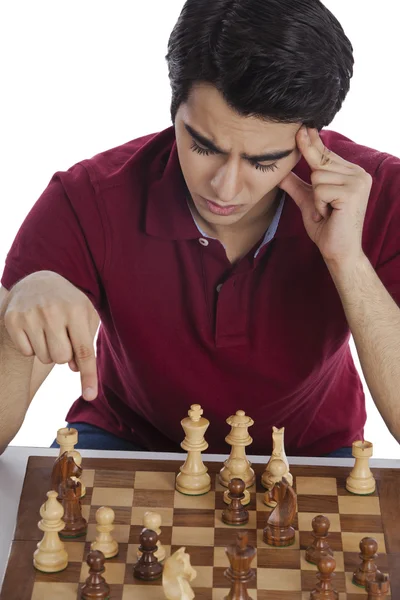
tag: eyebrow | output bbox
[184,122,295,163]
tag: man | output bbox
[0,0,399,456]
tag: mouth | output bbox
[203,197,240,216]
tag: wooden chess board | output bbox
[1,456,399,599]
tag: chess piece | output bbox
[366,572,390,598]
[51,452,83,501]
[137,511,166,562]
[59,477,87,538]
[219,410,255,488]
[346,440,376,495]
[310,553,339,599]
[261,426,293,489]
[133,528,163,580]
[224,531,256,600]
[33,490,68,572]
[162,547,197,600]
[222,478,249,526]
[263,477,296,547]
[81,550,110,600]
[352,537,381,588]
[262,459,287,508]
[176,404,211,495]
[56,427,86,497]
[223,458,251,506]
[306,515,334,565]
[90,506,119,558]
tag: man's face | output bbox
[174,83,303,231]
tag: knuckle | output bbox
[74,344,94,361]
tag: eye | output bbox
[190,140,279,173]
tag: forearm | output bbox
[0,318,34,455]
[326,253,400,442]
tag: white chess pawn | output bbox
[176,405,211,495]
[223,458,251,506]
[56,427,86,497]
[263,459,288,507]
[162,547,197,600]
[137,511,166,562]
[33,490,68,572]
[90,506,119,558]
[219,410,255,488]
[261,426,293,489]
[346,440,376,495]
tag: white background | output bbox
[0,1,399,457]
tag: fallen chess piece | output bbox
[137,511,166,562]
[33,490,68,573]
[134,528,163,581]
[366,572,390,598]
[263,477,297,547]
[353,537,381,588]
[162,547,197,600]
[310,553,338,599]
[91,506,119,559]
[346,440,376,495]
[81,550,110,600]
[222,478,249,526]
[306,515,334,565]
[224,531,256,600]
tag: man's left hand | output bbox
[278,126,373,267]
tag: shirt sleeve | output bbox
[0,162,106,311]
[374,154,400,307]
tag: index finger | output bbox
[299,127,354,172]
[67,323,98,401]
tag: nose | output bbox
[211,158,243,204]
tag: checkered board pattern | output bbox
[1,457,399,600]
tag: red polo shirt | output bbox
[2,126,399,455]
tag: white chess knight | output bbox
[33,490,68,572]
[137,511,166,562]
[90,506,119,558]
[162,547,197,600]
[176,404,211,495]
[261,426,293,490]
[56,427,86,497]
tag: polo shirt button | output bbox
[216,284,223,292]
[199,238,209,246]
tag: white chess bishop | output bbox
[90,506,119,558]
[33,490,68,572]
[162,547,197,600]
[262,426,293,490]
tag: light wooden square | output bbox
[341,532,386,553]
[257,567,302,591]
[171,526,214,546]
[91,487,133,507]
[257,528,300,550]
[215,510,257,529]
[134,471,176,490]
[131,506,174,526]
[63,541,85,563]
[296,477,337,496]
[338,495,381,515]
[174,490,216,510]
[81,469,95,488]
[192,565,213,588]
[81,505,90,521]
[256,492,298,512]
[86,523,130,544]
[214,546,258,568]
[122,586,164,600]
[302,594,347,600]
[80,561,126,583]
[212,590,230,600]
[300,550,344,571]
[127,543,171,563]
[297,512,341,532]
[32,582,78,600]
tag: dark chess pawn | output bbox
[306,515,334,565]
[80,550,110,600]
[353,537,381,588]
[59,477,87,538]
[310,553,338,600]
[366,572,390,598]
[263,477,296,547]
[133,528,163,581]
[224,531,256,600]
[222,478,249,526]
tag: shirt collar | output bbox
[146,126,305,241]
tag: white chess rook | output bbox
[33,490,68,573]
[346,440,376,495]
[176,405,211,495]
[219,410,255,488]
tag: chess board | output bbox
[1,456,399,599]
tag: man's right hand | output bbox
[0,271,100,401]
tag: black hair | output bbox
[165,0,354,131]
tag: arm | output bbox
[326,253,400,443]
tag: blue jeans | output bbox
[50,422,353,457]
